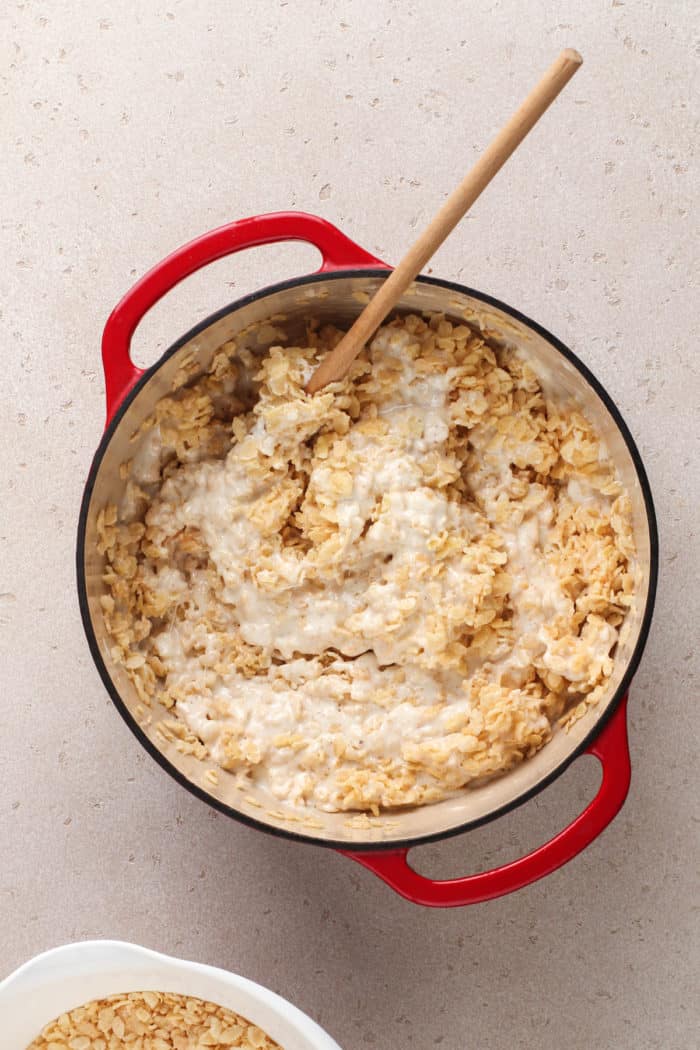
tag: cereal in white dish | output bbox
[27,990,280,1049]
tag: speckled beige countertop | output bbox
[2,2,698,1048]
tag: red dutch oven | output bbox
[78,212,658,906]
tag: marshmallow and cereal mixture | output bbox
[27,990,280,1050]
[97,313,635,813]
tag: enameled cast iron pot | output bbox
[77,212,658,907]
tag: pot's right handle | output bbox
[342,696,631,907]
[101,211,388,424]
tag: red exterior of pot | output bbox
[98,211,637,907]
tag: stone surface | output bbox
[1,2,697,1048]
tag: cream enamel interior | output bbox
[80,273,654,847]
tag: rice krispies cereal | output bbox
[27,990,280,1049]
[98,313,635,813]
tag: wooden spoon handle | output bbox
[306,48,582,394]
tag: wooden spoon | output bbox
[306,48,582,395]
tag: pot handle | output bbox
[100,211,387,423]
[341,696,630,907]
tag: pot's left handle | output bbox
[101,211,387,424]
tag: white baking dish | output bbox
[0,940,342,1050]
